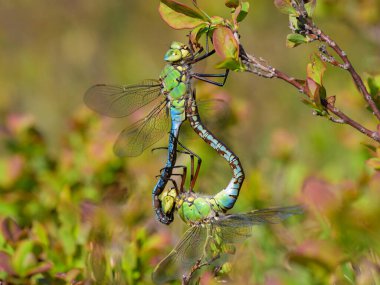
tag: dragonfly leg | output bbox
[191,49,216,64]
[151,146,169,153]
[192,69,229,87]
[176,140,202,192]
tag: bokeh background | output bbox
[1,0,380,284]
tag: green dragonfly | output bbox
[152,149,302,284]
[84,42,229,224]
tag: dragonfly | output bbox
[84,41,229,224]
[152,149,302,284]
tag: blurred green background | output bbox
[1,0,380,284]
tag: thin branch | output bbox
[239,40,380,143]
[304,20,380,121]
[182,255,220,285]
[273,67,380,142]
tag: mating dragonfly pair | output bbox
[84,41,302,283]
[84,41,244,225]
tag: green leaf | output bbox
[236,1,250,22]
[368,75,380,97]
[215,58,244,71]
[307,54,326,85]
[367,75,380,111]
[304,0,317,16]
[210,16,225,26]
[286,33,309,48]
[12,240,37,277]
[231,1,250,24]
[274,0,296,14]
[32,222,49,248]
[189,23,210,45]
[367,157,380,170]
[159,0,206,29]
[289,14,299,30]
[225,0,240,8]
[213,26,239,61]
[306,54,326,111]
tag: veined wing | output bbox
[114,100,169,157]
[213,205,303,244]
[152,226,207,285]
[84,79,162,118]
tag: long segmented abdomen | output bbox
[187,97,245,211]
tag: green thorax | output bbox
[160,64,190,100]
[176,192,217,225]
[160,42,192,101]
[159,187,223,226]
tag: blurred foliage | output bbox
[1,0,380,284]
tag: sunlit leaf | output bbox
[304,0,317,16]
[159,0,206,29]
[367,75,380,111]
[286,33,309,48]
[213,26,239,60]
[189,23,210,45]
[215,58,244,71]
[307,54,326,85]
[236,1,250,22]
[368,75,380,97]
[12,240,38,277]
[32,222,49,247]
[367,158,380,170]
[210,16,225,26]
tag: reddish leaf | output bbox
[306,78,319,98]
[213,26,239,60]
[159,0,206,29]
[289,240,345,271]
[26,261,52,276]
[225,0,240,8]
[1,218,24,243]
[274,0,296,14]
[56,268,82,282]
[299,177,340,214]
[0,251,15,275]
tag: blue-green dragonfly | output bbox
[153,150,302,284]
[84,42,229,224]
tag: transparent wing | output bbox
[152,226,207,285]
[84,79,162,118]
[113,101,169,157]
[214,205,303,244]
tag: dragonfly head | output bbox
[164,42,191,62]
[160,187,178,215]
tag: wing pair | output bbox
[152,205,302,284]
[84,80,169,157]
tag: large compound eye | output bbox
[164,48,182,62]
